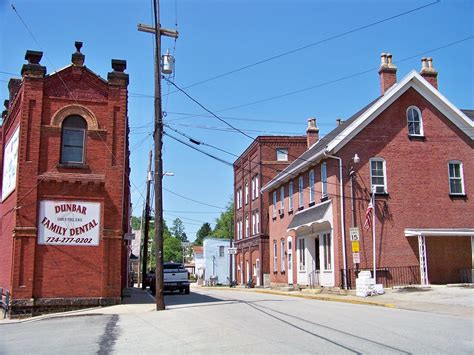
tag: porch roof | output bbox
[405,228,474,237]
[287,201,331,232]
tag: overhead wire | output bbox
[160,0,441,95]
[8,2,149,209]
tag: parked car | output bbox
[150,262,190,295]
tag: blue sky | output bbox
[1,0,473,241]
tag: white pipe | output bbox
[324,152,347,289]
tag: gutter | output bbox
[323,151,348,290]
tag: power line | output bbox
[129,35,474,116]
[164,131,234,166]
[163,187,226,210]
[161,0,441,94]
[8,2,149,210]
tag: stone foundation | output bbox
[9,297,121,318]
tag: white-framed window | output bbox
[251,178,255,200]
[256,212,260,234]
[448,160,465,195]
[370,158,387,194]
[280,239,286,272]
[236,188,241,209]
[273,241,278,272]
[298,238,305,271]
[323,233,332,270]
[276,148,288,161]
[237,220,241,240]
[61,115,87,164]
[309,170,315,203]
[245,215,249,238]
[219,246,225,257]
[245,182,249,204]
[272,191,277,218]
[298,176,304,208]
[407,106,423,136]
[280,186,285,213]
[321,163,327,198]
[255,176,259,199]
[288,180,293,211]
[252,213,256,235]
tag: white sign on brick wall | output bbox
[2,125,20,201]
[38,200,101,246]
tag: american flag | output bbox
[364,201,374,230]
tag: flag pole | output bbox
[372,186,376,283]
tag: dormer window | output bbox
[61,115,87,164]
[407,106,423,136]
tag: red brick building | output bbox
[233,136,307,286]
[262,54,473,289]
[0,43,131,316]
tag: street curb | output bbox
[0,306,104,325]
[199,286,397,309]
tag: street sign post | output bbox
[353,252,360,264]
[228,247,237,255]
[349,227,360,241]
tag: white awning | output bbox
[405,228,474,237]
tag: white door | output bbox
[287,237,293,284]
[296,237,307,285]
[239,262,243,285]
[255,259,261,286]
[246,261,250,283]
[319,232,335,286]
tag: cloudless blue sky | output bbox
[1,0,473,241]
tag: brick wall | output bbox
[0,48,130,315]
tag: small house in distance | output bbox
[203,238,231,285]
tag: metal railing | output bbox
[342,266,420,289]
[460,269,473,283]
[308,270,320,288]
[0,287,10,319]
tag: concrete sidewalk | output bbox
[0,287,156,324]
[210,283,474,319]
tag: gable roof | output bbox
[262,70,474,192]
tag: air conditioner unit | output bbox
[374,185,385,194]
[278,209,284,215]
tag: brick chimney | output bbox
[306,117,319,148]
[379,52,397,95]
[420,57,438,89]
[71,41,85,67]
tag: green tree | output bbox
[211,200,234,239]
[171,218,188,242]
[131,216,141,230]
[163,235,183,262]
[195,222,212,246]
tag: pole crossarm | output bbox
[137,23,179,38]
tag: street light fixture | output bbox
[163,172,174,177]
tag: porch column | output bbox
[418,234,429,285]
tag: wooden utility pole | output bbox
[141,150,153,290]
[139,0,178,311]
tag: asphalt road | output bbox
[1,287,473,354]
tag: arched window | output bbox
[61,115,87,164]
[407,106,423,136]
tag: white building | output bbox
[203,238,231,285]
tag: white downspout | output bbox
[324,152,348,289]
